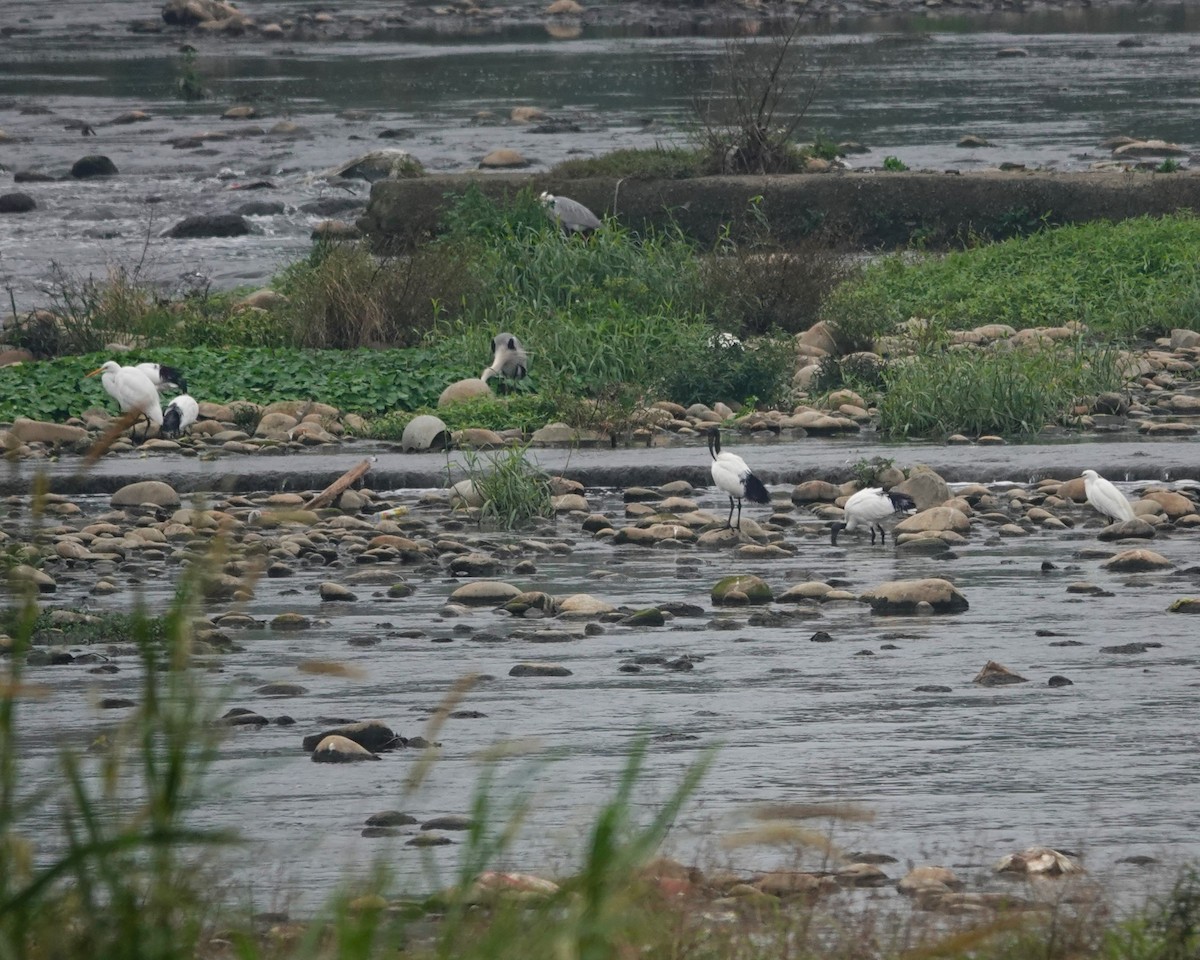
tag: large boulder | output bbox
[111,480,181,508]
[9,419,87,445]
[164,214,252,239]
[438,378,491,407]
[320,149,424,182]
[162,0,243,25]
[711,574,773,605]
[302,720,400,753]
[0,193,36,214]
[449,581,522,605]
[71,155,118,179]
[860,578,968,614]
[1101,548,1173,572]
[894,506,971,535]
[892,469,950,511]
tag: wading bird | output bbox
[830,487,917,546]
[481,333,528,384]
[1082,469,1136,524]
[161,393,199,439]
[708,427,770,530]
[86,360,162,441]
[135,361,188,395]
[540,191,601,235]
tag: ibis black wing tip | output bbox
[888,491,917,512]
[744,473,771,504]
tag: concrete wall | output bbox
[359,170,1200,250]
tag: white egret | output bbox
[540,191,601,234]
[1081,469,1135,524]
[707,427,770,530]
[830,487,917,545]
[481,333,528,384]
[134,361,188,395]
[86,360,163,441]
[161,394,199,439]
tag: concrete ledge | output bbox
[361,170,1200,249]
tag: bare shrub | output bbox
[693,18,829,175]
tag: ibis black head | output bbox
[707,426,721,459]
[830,521,846,546]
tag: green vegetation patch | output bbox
[550,147,707,180]
[877,338,1123,439]
[823,213,1200,347]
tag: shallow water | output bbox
[9,469,1200,911]
[1,3,1198,311]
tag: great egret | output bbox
[86,360,163,441]
[481,333,528,383]
[134,361,188,395]
[161,394,199,439]
[830,487,917,545]
[540,191,601,234]
[1081,469,1136,524]
[707,427,770,530]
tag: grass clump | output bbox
[823,213,1200,347]
[461,443,554,528]
[360,393,560,440]
[657,334,795,410]
[878,337,1123,438]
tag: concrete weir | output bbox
[359,170,1200,249]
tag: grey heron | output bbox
[481,333,529,384]
[708,427,770,530]
[540,191,601,234]
[830,488,917,545]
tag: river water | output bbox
[1,3,1198,313]
[7,438,1200,911]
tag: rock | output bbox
[509,106,546,123]
[797,320,839,355]
[110,480,180,508]
[71,155,118,178]
[504,591,558,616]
[1101,549,1172,572]
[893,470,951,510]
[790,480,842,503]
[302,720,400,753]
[222,105,257,120]
[479,149,530,169]
[9,419,88,445]
[508,662,572,677]
[401,413,449,451]
[1170,328,1200,350]
[8,565,56,594]
[310,734,381,763]
[711,574,773,605]
[894,506,970,535]
[957,134,991,147]
[995,847,1082,876]
[1168,598,1200,614]
[973,660,1027,686]
[620,608,665,627]
[438,378,491,407]
[256,682,308,696]
[1112,139,1186,158]
[319,581,358,601]
[235,200,285,217]
[271,613,311,630]
[165,214,251,238]
[1048,675,1073,687]
[1097,517,1157,541]
[366,810,418,826]
[897,865,963,895]
[861,578,967,614]
[421,814,475,831]
[1141,490,1195,519]
[0,193,36,214]
[161,0,243,25]
[450,581,522,605]
[557,594,615,617]
[448,479,484,508]
[320,149,423,182]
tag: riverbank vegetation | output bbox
[2,195,1199,439]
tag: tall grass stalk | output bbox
[459,443,554,528]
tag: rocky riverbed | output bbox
[4,427,1200,910]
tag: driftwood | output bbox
[303,459,372,510]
